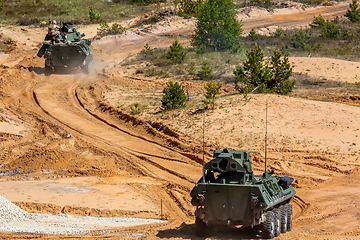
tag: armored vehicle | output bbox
[37,22,93,74]
[190,148,296,238]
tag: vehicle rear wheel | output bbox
[261,211,275,239]
[44,63,52,76]
[83,54,93,74]
[279,205,288,233]
[195,217,207,237]
[286,204,293,231]
[273,208,281,237]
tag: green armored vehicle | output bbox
[37,22,93,74]
[190,148,296,238]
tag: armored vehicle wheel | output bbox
[195,217,207,237]
[286,204,293,231]
[273,209,281,237]
[261,211,275,239]
[279,205,288,233]
[83,54,93,74]
[44,64,52,76]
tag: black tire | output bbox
[273,208,281,237]
[44,63,52,76]
[83,54,93,74]
[261,211,275,239]
[279,205,288,233]
[286,203,293,232]
[195,217,207,237]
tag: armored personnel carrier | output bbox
[190,148,296,238]
[37,22,93,74]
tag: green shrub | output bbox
[145,68,159,77]
[271,28,287,38]
[191,0,242,51]
[204,81,222,109]
[197,60,213,79]
[320,21,339,38]
[187,64,196,75]
[233,46,295,95]
[166,39,187,64]
[97,22,125,37]
[233,45,271,89]
[270,50,295,94]
[345,0,360,22]
[130,103,141,115]
[248,28,258,41]
[89,7,101,23]
[143,43,154,56]
[176,0,201,16]
[290,28,313,51]
[196,44,207,54]
[310,14,326,27]
[161,81,187,110]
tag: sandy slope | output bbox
[0,2,360,239]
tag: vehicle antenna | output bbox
[59,0,62,27]
[202,106,206,182]
[264,99,268,176]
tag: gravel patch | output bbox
[0,195,165,235]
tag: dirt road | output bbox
[1,1,360,239]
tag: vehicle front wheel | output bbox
[195,217,207,237]
[83,54,93,74]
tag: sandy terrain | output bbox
[0,1,360,239]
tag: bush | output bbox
[130,103,141,115]
[197,60,212,79]
[161,81,187,110]
[345,0,360,22]
[233,45,271,89]
[204,81,222,109]
[233,46,295,95]
[271,28,288,38]
[320,21,339,38]
[270,50,294,94]
[97,22,125,37]
[143,43,154,56]
[145,68,159,77]
[176,0,201,16]
[248,28,258,41]
[166,39,187,64]
[191,0,242,51]
[89,7,101,23]
[310,14,326,27]
[290,28,313,51]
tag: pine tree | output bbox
[345,0,360,22]
[197,61,213,80]
[161,81,187,110]
[204,81,222,109]
[233,46,295,94]
[166,39,187,64]
[191,0,242,51]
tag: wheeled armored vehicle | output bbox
[37,22,93,74]
[190,148,296,238]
